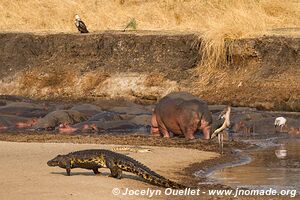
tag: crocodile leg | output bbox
[106,160,122,179]
[110,167,122,179]
[93,168,101,175]
[65,160,71,176]
[66,168,71,176]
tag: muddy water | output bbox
[209,138,300,194]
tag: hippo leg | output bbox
[179,111,199,140]
[183,126,197,140]
[159,124,171,138]
[150,112,161,136]
[200,119,211,140]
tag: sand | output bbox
[0,141,218,200]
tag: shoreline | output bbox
[0,133,248,189]
[0,133,295,199]
[0,139,219,200]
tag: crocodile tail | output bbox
[122,165,186,189]
[128,166,185,189]
[117,158,186,189]
[156,178,186,189]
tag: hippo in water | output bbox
[0,102,49,118]
[59,120,146,134]
[34,110,87,131]
[0,115,37,131]
[150,92,213,140]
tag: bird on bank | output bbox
[74,14,89,33]
[274,117,287,132]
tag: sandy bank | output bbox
[0,141,218,200]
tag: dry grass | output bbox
[144,73,167,87]
[0,0,299,67]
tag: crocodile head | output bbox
[47,155,67,167]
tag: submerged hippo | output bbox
[151,92,212,139]
[0,102,49,118]
[34,110,87,130]
[3,115,37,127]
[0,115,37,130]
[59,120,146,134]
[71,104,103,117]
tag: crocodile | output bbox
[47,149,185,189]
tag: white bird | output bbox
[75,14,89,33]
[274,117,287,132]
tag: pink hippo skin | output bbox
[59,123,99,134]
[15,118,37,128]
[58,123,79,134]
[0,124,8,131]
[151,92,212,140]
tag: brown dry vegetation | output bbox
[0,0,299,67]
[0,0,299,110]
[1,0,299,34]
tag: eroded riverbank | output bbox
[0,32,299,111]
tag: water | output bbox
[208,138,300,193]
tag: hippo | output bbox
[59,120,145,134]
[128,114,151,126]
[0,102,49,118]
[70,104,103,117]
[0,115,37,130]
[34,110,87,130]
[151,92,212,139]
[87,111,123,122]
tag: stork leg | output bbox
[221,132,224,154]
[218,133,224,154]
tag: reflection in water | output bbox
[275,144,287,159]
[210,139,300,192]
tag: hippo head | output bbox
[199,109,213,140]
